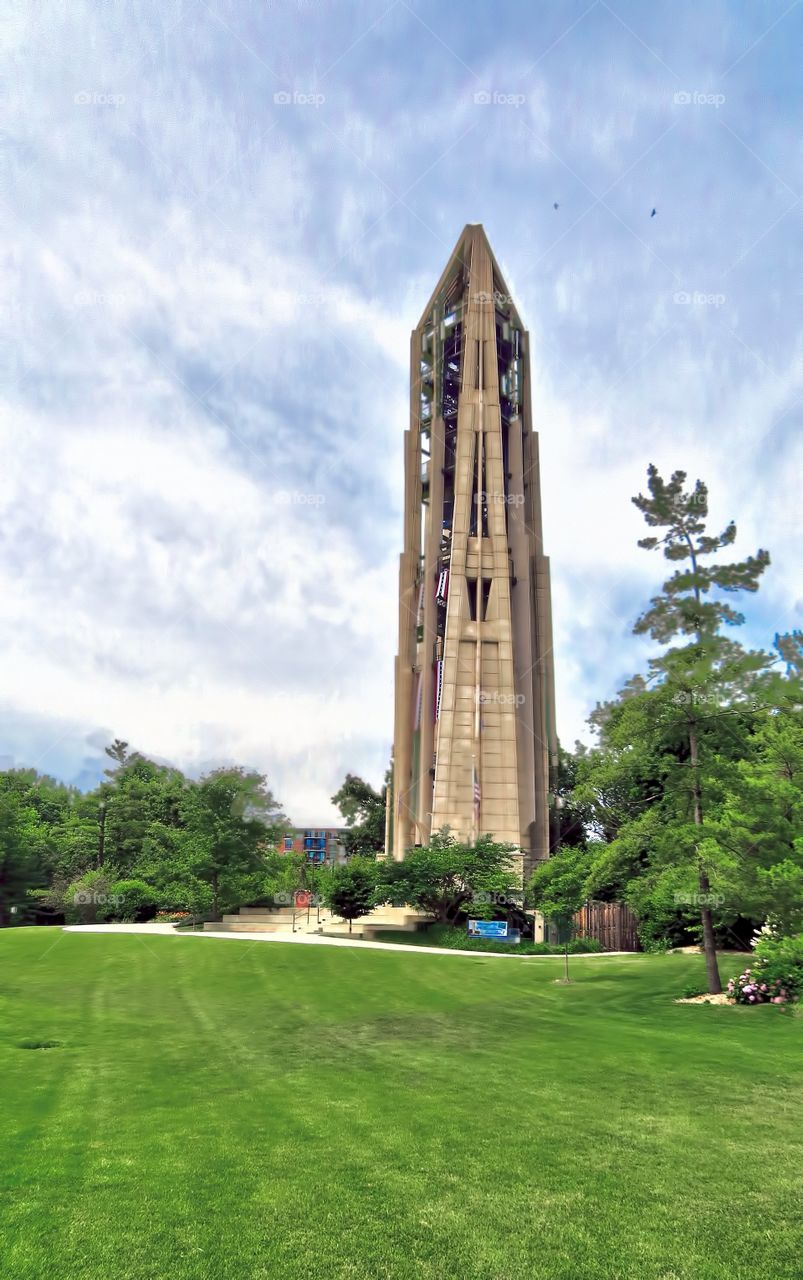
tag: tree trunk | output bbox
[97,805,106,868]
[698,864,722,994]
[689,718,722,994]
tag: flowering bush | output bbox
[750,920,779,950]
[751,931,803,1000]
[727,967,791,1005]
[726,928,802,1005]
[155,910,191,923]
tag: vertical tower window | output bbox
[467,577,493,621]
[481,578,492,621]
[470,439,489,537]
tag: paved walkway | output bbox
[63,922,632,960]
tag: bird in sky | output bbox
[650,208,657,217]
[553,202,559,210]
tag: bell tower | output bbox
[387,225,557,877]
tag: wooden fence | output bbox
[573,900,639,952]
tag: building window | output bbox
[283,837,293,851]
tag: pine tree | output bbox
[632,465,771,991]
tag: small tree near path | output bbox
[377,830,521,924]
[322,858,377,933]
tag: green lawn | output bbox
[1,930,801,1280]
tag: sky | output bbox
[2,0,801,823]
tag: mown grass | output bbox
[1,929,801,1280]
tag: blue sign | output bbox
[468,920,508,938]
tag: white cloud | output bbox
[2,0,798,822]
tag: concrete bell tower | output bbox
[387,225,557,878]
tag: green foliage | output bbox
[631,464,769,642]
[553,464,791,990]
[63,869,117,923]
[99,755,191,873]
[321,857,378,930]
[705,710,803,934]
[640,937,673,954]
[726,963,795,1005]
[378,923,603,954]
[168,881,214,914]
[750,931,803,1001]
[260,851,311,907]
[552,743,593,848]
[566,688,803,951]
[0,744,288,927]
[330,772,386,857]
[527,844,589,919]
[377,830,520,923]
[173,767,286,918]
[0,786,44,924]
[680,980,709,998]
[538,463,802,964]
[107,879,157,922]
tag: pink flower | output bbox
[748,995,756,1002]
[772,997,783,1004]
[761,984,768,992]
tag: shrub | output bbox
[64,870,117,923]
[155,910,192,924]
[639,936,672,955]
[156,879,213,916]
[746,931,803,1002]
[108,880,157,922]
[727,934,802,1005]
[566,937,604,954]
[377,925,603,955]
[681,981,709,999]
[727,968,791,1005]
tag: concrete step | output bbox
[205,921,293,933]
[220,912,298,924]
[204,919,329,934]
[205,903,429,937]
[238,906,296,917]
[319,921,421,939]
